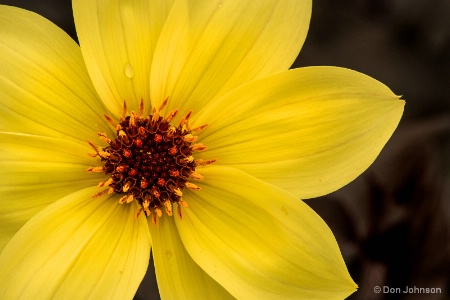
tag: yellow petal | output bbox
[0,132,104,252]
[73,0,175,115]
[195,67,404,198]
[0,5,111,142]
[149,215,235,299]
[0,186,151,299]
[175,165,356,299]
[151,0,311,114]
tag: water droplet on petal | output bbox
[125,63,134,79]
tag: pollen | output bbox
[87,99,213,222]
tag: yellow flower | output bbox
[0,1,403,299]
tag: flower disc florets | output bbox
[88,100,212,223]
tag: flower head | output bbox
[0,1,403,299]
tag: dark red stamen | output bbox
[100,112,197,216]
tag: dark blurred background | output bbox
[1,0,448,299]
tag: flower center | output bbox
[87,99,214,224]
